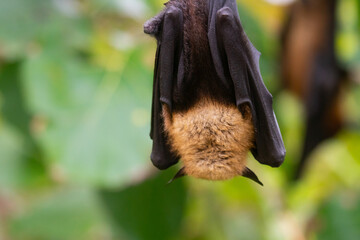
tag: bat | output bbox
[144,0,286,185]
[281,0,347,179]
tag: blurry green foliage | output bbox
[336,0,360,66]
[100,170,187,240]
[0,0,359,239]
[9,188,107,240]
[318,193,360,240]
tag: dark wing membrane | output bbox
[208,0,286,167]
[148,6,184,169]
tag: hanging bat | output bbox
[281,0,347,179]
[144,0,286,185]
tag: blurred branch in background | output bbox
[0,0,359,240]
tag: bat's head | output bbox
[163,98,262,185]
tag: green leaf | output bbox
[99,170,187,240]
[0,0,91,59]
[21,49,152,187]
[0,62,47,189]
[0,62,32,134]
[0,122,24,188]
[9,188,107,240]
[317,193,360,240]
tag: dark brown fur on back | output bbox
[168,0,235,111]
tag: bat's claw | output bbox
[242,167,263,186]
[167,167,186,184]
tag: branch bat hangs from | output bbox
[144,0,286,185]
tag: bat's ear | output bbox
[168,167,186,184]
[241,167,263,186]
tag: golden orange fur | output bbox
[162,98,255,180]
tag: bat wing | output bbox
[146,6,184,169]
[208,0,286,167]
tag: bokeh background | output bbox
[0,0,359,239]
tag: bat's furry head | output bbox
[163,98,261,184]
